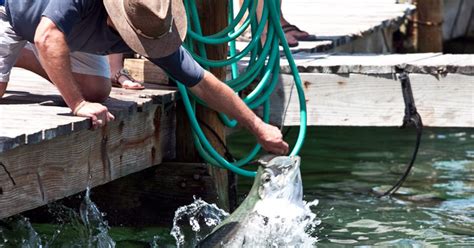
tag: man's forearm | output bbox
[34,17,85,111]
[190,71,264,134]
[189,71,289,154]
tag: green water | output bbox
[231,127,474,247]
[2,127,473,247]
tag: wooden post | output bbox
[175,0,237,211]
[415,0,444,52]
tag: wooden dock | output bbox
[1,0,472,220]
[0,68,180,219]
[265,53,474,127]
[284,0,415,53]
[236,0,416,53]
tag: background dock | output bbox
[236,0,415,53]
[263,53,473,127]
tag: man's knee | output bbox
[74,74,111,103]
[84,83,111,103]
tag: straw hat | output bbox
[104,0,187,58]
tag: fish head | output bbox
[256,156,302,203]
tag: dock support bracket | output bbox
[379,69,424,197]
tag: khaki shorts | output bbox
[0,6,110,83]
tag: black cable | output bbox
[379,71,423,197]
[380,113,422,197]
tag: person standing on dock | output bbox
[0,0,289,155]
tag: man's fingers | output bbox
[89,114,99,129]
[107,112,115,121]
[282,141,289,154]
[75,103,114,129]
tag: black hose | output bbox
[380,113,423,197]
[379,71,423,197]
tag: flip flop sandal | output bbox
[282,24,316,41]
[112,68,145,90]
[281,24,300,47]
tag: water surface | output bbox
[1,127,473,247]
[231,127,474,246]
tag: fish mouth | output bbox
[262,156,300,178]
[257,156,302,201]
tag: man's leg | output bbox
[0,6,27,98]
[15,44,112,103]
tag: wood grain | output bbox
[263,73,473,127]
[0,104,176,219]
[0,68,177,153]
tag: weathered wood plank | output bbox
[276,53,474,75]
[263,73,473,127]
[235,0,415,53]
[109,85,177,112]
[282,53,440,74]
[0,104,176,219]
[0,105,85,151]
[404,54,474,75]
[0,135,26,153]
[123,58,169,85]
[282,0,415,52]
[0,68,177,154]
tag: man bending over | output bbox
[0,0,289,155]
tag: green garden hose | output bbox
[179,0,307,177]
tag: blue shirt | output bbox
[6,0,131,54]
[5,0,204,86]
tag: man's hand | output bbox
[254,122,289,155]
[74,101,115,129]
[190,72,290,155]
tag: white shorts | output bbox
[0,6,110,83]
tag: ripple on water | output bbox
[466,150,474,158]
[432,160,472,171]
[328,238,358,244]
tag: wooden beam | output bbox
[277,53,474,75]
[0,104,176,219]
[415,0,444,52]
[264,72,473,127]
[173,0,236,211]
[124,58,169,85]
[0,68,178,153]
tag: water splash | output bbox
[78,187,115,248]
[0,216,43,248]
[170,197,229,247]
[171,197,320,247]
[240,199,320,247]
[40,188,115,247]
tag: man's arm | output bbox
[189,71,289,155]
[148,47,288,155]
[34,17,113,128]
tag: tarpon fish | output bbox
[197,156,303,247]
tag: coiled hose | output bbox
[178,0,307,177]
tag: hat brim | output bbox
[104,0,187,58]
